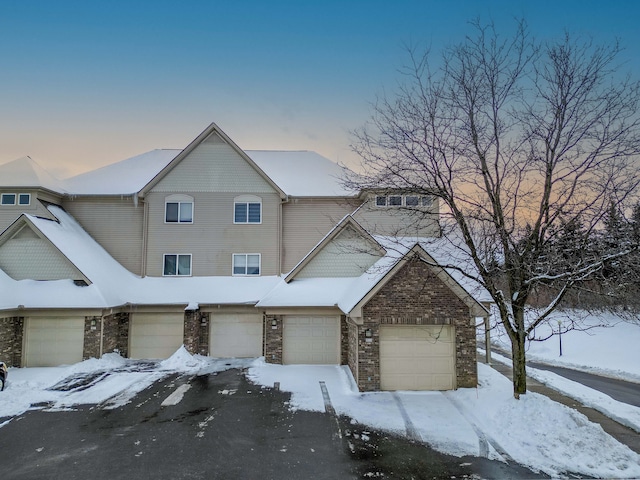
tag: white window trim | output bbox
[164,195,194,224]
[18,193,31,205]
[232,253,261,276]
[1,193,17,205]
[162,253,192,277]
[233,198,262,224]
[375,195,387,207]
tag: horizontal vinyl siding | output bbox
[62,197,144,275]
[354,200,440,237]
[151,140,275,194]
[145,191,280,276]
[0,237,83,280]
[282,199,357,273]
[0,192,58,232]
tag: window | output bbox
[375,196,387,207]
[232,254,261,276]
[389,195,402,206]
[18,193,30,205]
[1,193,16,205]
[405,195,419,207]
[165,201,193,223]
[234,196,262,224]
[421,196,433,207]
[163,254,192,276]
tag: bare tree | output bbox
[345,20,640,397]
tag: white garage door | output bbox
[130,312,184,359]
[24,317,85,367]
[210,313,263,358]
[380,325,455,391]
[283,316,340,365]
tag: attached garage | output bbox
[129,312,184,359]
[380,325,456,391]
[210,313,263,358]
[283,315,340,364]
[24,316,85,367]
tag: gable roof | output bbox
[138,122,286,199]
[63,149,180,195]
[285,214,385,282]
[247,150,356,197]
[0,156,66,193]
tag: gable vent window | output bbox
[163,254,192,276]
[1,193,16,205]
[165,195,194,223]
[233,253,261,276]
[234,196,262,224]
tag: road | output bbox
[0,368,545,480]
[527,361,640,407]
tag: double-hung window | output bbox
[232,254,261,276]
[233,195,262,224]
[165,195,194,223]
[163,254,192,276]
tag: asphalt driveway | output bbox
[0,368,543,479]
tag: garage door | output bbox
[283,316,339,364]
[380,325,455,391]
[24,317,85,367]
[130,312,184,359]
[210,313,263,358]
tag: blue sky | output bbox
[1,0,639,177]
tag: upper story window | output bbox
[232,253,261,276]
[163,254,192,276]
[1,193,16,205]
[18,193,30,205]
[234,195,262,224]
[165,194,194,223]
[375,194,434,208]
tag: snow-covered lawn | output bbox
[2,320,640,479]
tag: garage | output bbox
[24,316,85,367]
[129,312,184,359]
[210,313,263,358]
[283,316,339,364]
[380,325,456,391]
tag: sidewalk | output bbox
[480,355,640,455]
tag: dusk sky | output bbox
[2,0,639,178]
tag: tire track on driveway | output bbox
[392,393,422,442]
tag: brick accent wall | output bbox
[103,312,130,357]
[340,315,349,365]
[264,314,283,363]
[0,316,24,367]
[347,319,359,385]
[184,311,210,356]
[83,316,102,360]
[357,254,477,391]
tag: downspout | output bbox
[279,195,289,275]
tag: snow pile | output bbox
[248,362,640,478]
[159,346,211,373]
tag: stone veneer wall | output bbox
[184,311,210,356]
[356,254,477,391]
[264,314,283,363]
[103,312,130,357]
[340,315,349,365]
[0,317,24,367]
[347,319,359,385]
[83,316,103,360]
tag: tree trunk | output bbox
[511,330,527,398]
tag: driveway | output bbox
[0,368,543,479]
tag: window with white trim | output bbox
[18,193,30,205]
[389,195,402,206]
[375,196,387,207]
[234,195,262,224]
[1,193,16,205]
[165,194,193,223]
[405,195,419,206]
[163,254,192,276]
[232,253,261,276]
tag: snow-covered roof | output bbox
[246,150,356,197]
[0,205,279,310]
[0,156,66,193]
[63,149,180,195]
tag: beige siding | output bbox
[282,199,357,273]
[0,190,59,232]
[62,196,144,275]
[354,195,440,237]
[145,191,281,276]
[0,227,84,280]
[151,139,275,193]
[297,226,382,278]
